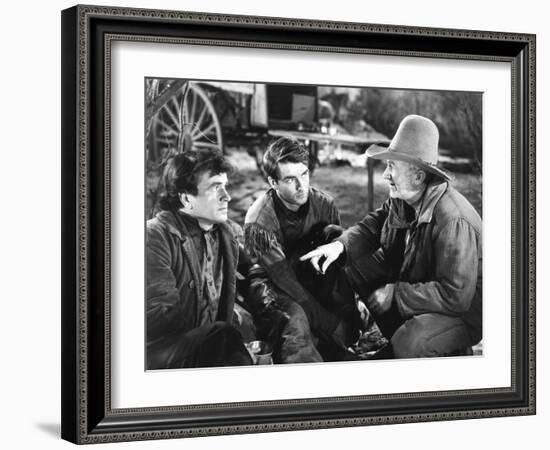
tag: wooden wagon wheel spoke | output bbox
[156,118,179,135]
[148,82,224,173]
[199,121,217,135]
[189,90,197,124]
[191,122,217,140]
[193,107,208,134]
[193,142,221,150]
[178,96,184,126]
[170,96,181,116]
[179,88,190,130]
[163,103,181,133]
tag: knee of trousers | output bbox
[208,321,241,339]
[277,300,322,364]
[391,319,437,358]
[281,300,315,341]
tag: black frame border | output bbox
[61,4,536,444]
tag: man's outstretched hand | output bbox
[299,241,344,274]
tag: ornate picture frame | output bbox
[61,4,535,444]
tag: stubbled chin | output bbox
[294,194,307,204]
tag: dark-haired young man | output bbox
[244,137,361,363]
[146,149,254,369]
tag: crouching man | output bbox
[244,137,361,363]
[301,115,482,358]
[146,150,254,369]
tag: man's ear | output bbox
[179,192,190,207]
[415,169,427,186]
[267,176,278,190]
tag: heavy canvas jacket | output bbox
[146,210,242,344]
[338,180,482,338]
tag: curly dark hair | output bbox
[262,136,309,180]
[158,149,233,211]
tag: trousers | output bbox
[345,248,478,358]
[147,321,253,369]
[272,292,324,364]
[391,313,478,358]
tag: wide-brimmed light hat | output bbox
[365,114,453,181]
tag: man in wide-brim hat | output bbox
[301,115,482,358]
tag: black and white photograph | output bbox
[53,1,538,446]
[144,79,483,370]
[2,0,546,446]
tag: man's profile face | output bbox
[270,161,310,211]
[383,160,421,203]
[184,171,230,225]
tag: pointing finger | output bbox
[300,249,321,261]
[321,254,336,274]
[310,256,321,273]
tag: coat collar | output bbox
[155,210,231,242]
[387,180,448,228]
[416,180,448,224]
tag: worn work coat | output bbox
[146,210,242,346]
[338,180,482,340]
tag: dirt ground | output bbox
[225,148,482,228]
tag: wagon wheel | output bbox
[149,82,224,165]
[147,82,224,218]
